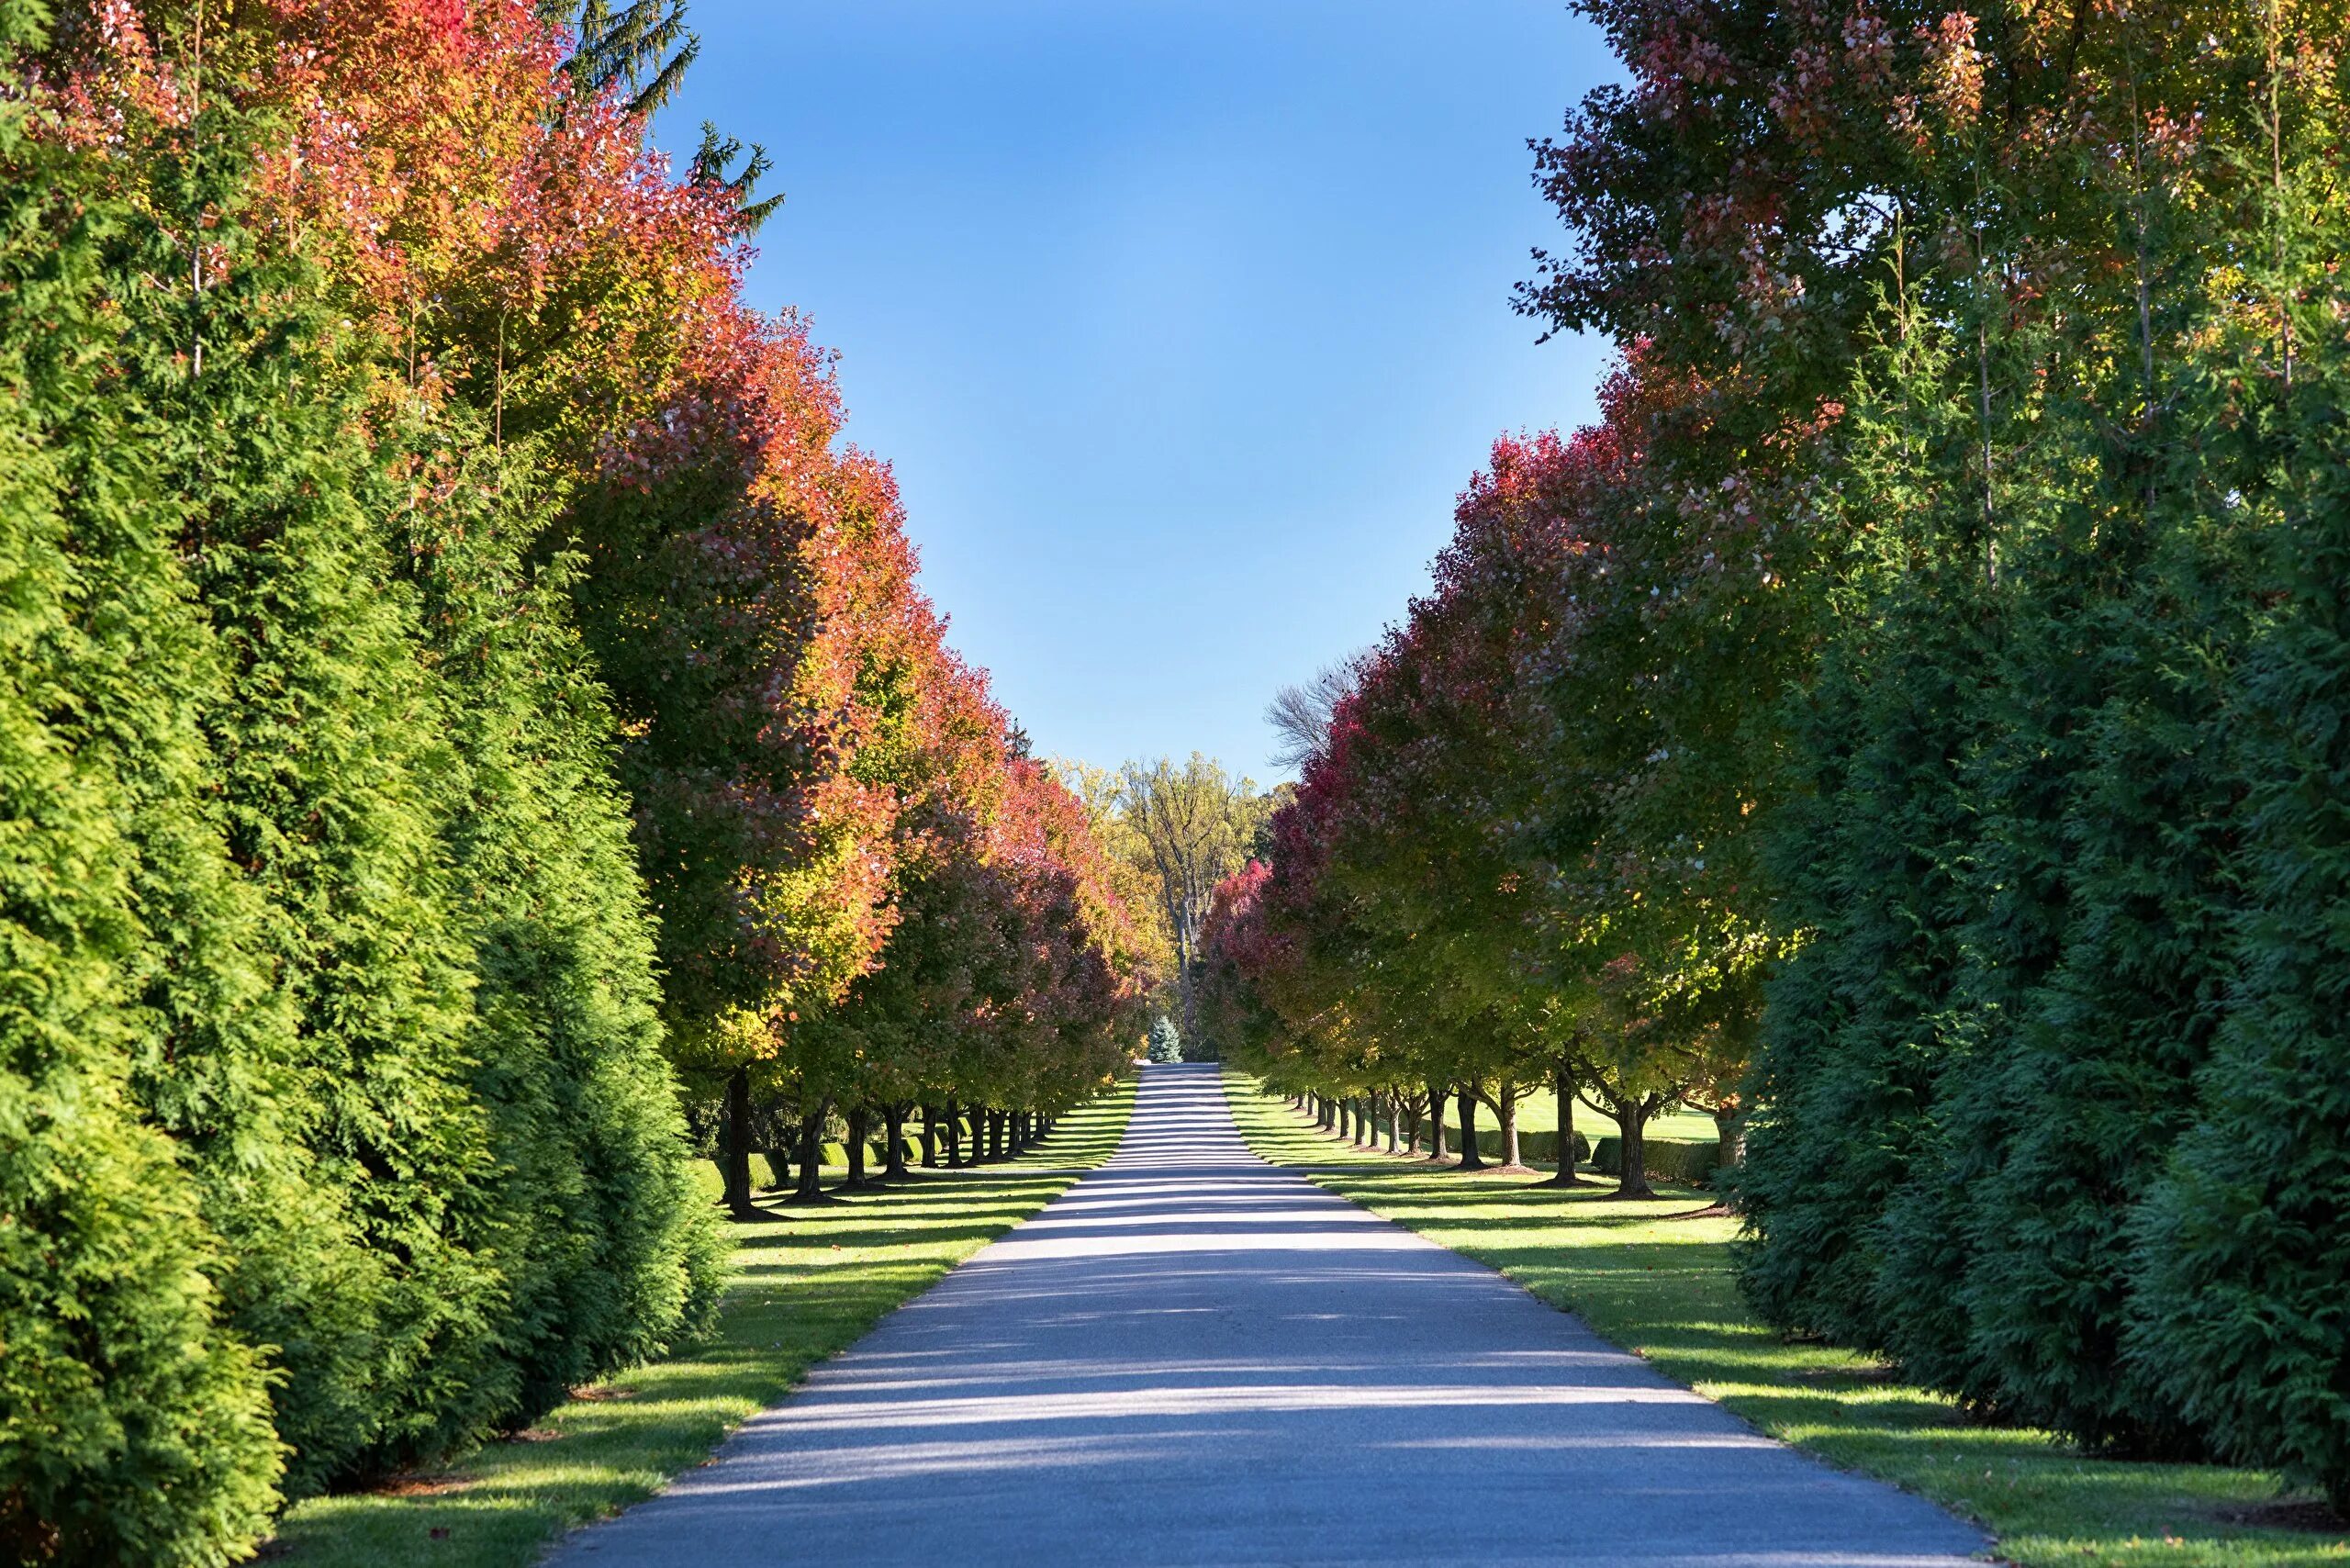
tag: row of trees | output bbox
[1059,752,1275,1052]
[1205,0,2349,1513]
[0,3,1145,1562]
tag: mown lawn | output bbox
[1224,1070,2349,1568]
[266,1081,1136,1567]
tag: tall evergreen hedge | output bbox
[0,83,284,1563]
[2,20,725,1551]
[1730,25,2350,1501]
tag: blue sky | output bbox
[652,2,1620,782]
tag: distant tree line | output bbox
[0,3,1145,1562]
[1204,0,2350,1516]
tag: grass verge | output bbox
[267,1081,1136,1567]
[1224,1070,2347,1568]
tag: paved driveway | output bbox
[551,1062,1987,1566]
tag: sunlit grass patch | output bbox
[266,1081,1136,1567]
[1224,1070,2348,1568]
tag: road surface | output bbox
[551,1062,1986,1567]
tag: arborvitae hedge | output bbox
[1730,316,1992,1356]
[2128,245,2350,1513]
[2,31,725,1551]
[390,428,727,1424]
[1732,35,2350,1500]
[0,103,284,1563]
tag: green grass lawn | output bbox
[1333,1084,1717,1153]
[1225,1070,2350,1568]
[265,1081,1136,1567]
[1461,1086,1717,1147]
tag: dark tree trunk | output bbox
[1612,1093,1656,1200]
[845,1106,871,1188]
[790,1097,834,1202]
[1399,1091,1420,1154]
[884,1103,911,1181]
[1426,1081,1448,1159]
[1498,1082,1522,1168]
[1317,1094,1335,1131]
[1385,1092,1401,1153]
[1456,1087,1485,1170]
[722,1066,761,1220]
[1545,1066,1585,1187]
[921,1104,939,1168]
[989,1109,1006,1159]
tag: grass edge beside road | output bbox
[1221,1069,2347,1568]
[265,1080,1137,1568]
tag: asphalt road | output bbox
[550,1062,1988,1567]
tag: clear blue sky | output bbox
[652,2,1620,783]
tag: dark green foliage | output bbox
[1731,38,2344,1482]
[1731,310,1993,1355]
[2128,239,2350,1510]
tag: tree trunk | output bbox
[1613,1094,1656,1200]
[1318,1093,1335,1131]
[1385,1092,1401,1153]
[1456,1087,1485,1170]
[1400,1092,1420,1153]
[943,1098,963,1167]
[1426,1081,1448,1159]
[1544,1066,1585,1187]
[790,1097,834,1202]
[921,1104,939,1169]
[884,1103,911,1181]
[1359,1096,1375,1148]
[1713,1104,1746,1170]
[845,1106,870,1188]
[722,1066,761,1220]
[1499,1082,1522,1168]
[988,1109,1005,1159]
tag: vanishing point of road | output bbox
[551,1062,1988,1567]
